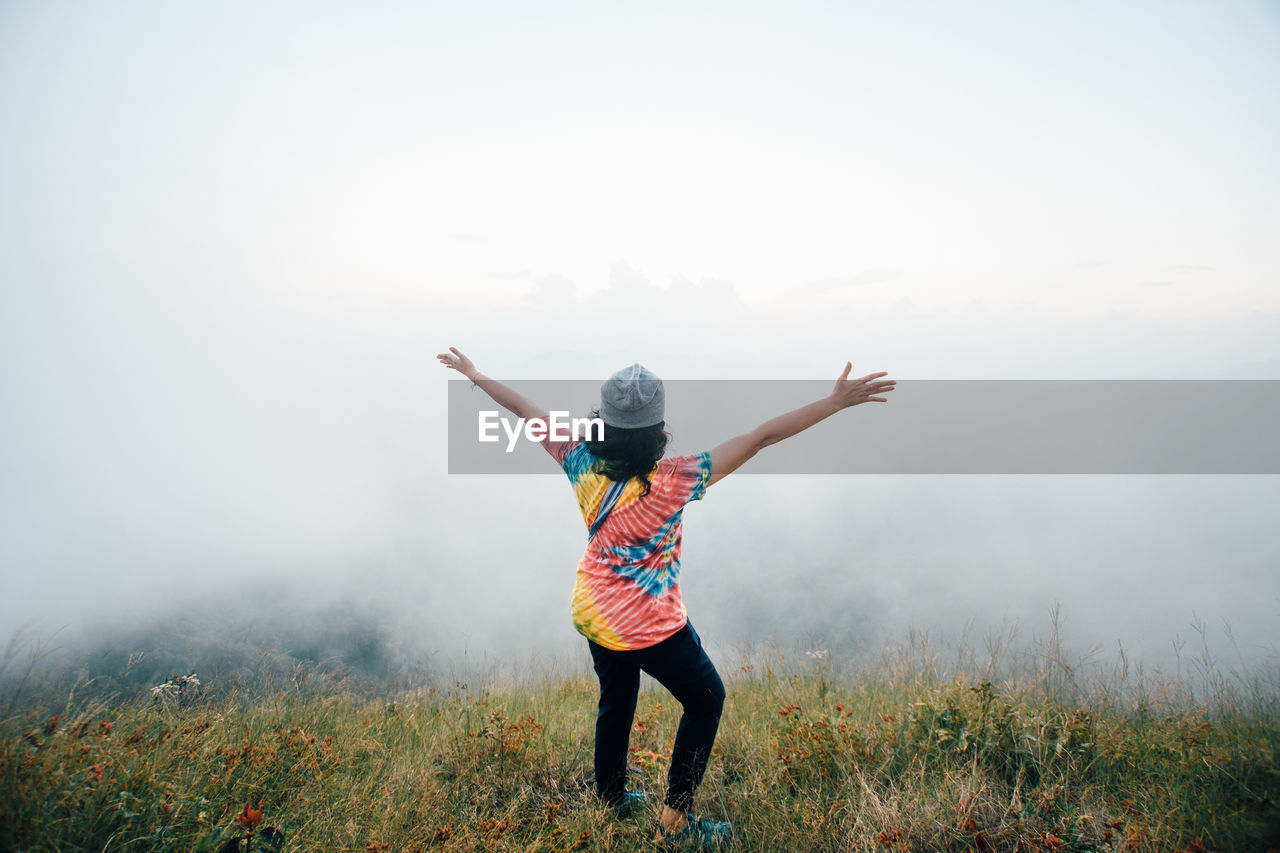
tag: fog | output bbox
[2,1,1278,690]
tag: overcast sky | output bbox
[2,1,1278,676]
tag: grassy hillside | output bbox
[2,647,1278,852]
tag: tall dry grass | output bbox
[2,619,1277,851]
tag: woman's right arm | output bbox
[706,363,894,487]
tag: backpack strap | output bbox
[588,478,628,541]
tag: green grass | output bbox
[2,648,1278,852]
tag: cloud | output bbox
[608,259,656,294]
[795,269,898,295]
[579,260,739,316]
[527,273,577,307]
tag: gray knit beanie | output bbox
[600,363,665,429]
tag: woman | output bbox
[437,347,894,847]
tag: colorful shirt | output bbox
[541,435,712,651]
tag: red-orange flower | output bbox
[235,800,264,829]
[44,714,61,735]
[90,763,104,782]
[877,828,902,846]
[99,719,113,736]
[1045,832,1064,849]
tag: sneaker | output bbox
[655,812,733,849]
[612,790,655,819]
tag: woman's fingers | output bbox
[437,347,473,371]
[838,362,852,381]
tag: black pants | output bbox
[587,620,725,813]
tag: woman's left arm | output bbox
[437,347,549,421]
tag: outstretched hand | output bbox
[831,362,895,408]
[437,346,478,381]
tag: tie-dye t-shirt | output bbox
[541,435,712,651]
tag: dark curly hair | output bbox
[582,408,669,496]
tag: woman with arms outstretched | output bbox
[437,348,894,848]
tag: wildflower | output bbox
[99,718,113,736]
[44,714,61,735]
[882,714,894,723]
[876,828,902,846]
[1044,832,1064,849]
[90,763,104,782]
[234,800,264,829]
[151,673,202,706]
